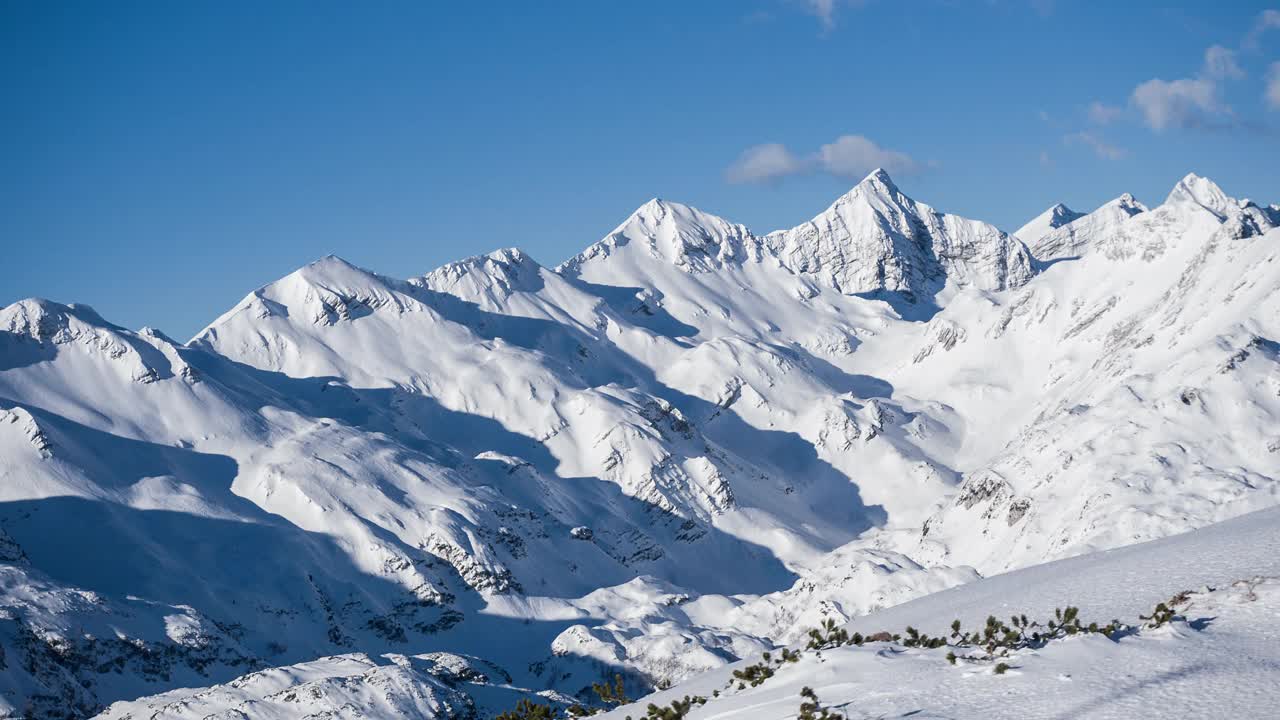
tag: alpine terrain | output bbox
[2,170,1278,719]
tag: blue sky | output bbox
[4,1,1279,340]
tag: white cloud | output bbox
[725,134,924,185]
[1077,14,1270,136]
[817,135,923,178]
[1243,9,1280,50]
[1131,77,1224,131]
[1202,45,1244,79]
[1087,101,1124,125]
[1064,131,1128,160]
[1128,46,1243,131]
[1039,150,1053,168]
[725,143,808,184]
[1267,62,1280,109]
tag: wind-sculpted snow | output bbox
[1,170,1277,718]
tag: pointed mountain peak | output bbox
[560,197,754,276]
[439,246,541,270]
[1040,203,1083,225]
[616,195,744,236]
[861,167,897,189]
[624,197,701,225]
[485,246,537,266]
[815,169,910,221]
[837,168,901,203]
[1028,192,1150,261]
[195,255,421,341]
[1014,203,1084,244]
[295,254,374,280]
[1047,202,1079,219]
[277,255,413,301]
[772,172,1033,301]
[1165,173,1235,217]
[1103,192,1147,216]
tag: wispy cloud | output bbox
[793,0,867,32]
[1087,101,1124,125]
[725,134,923,185]
[1267,62,1280,109]
[1202,45,1244,79]
[805,0,837,30]
[1243,9,1280,50]
[1064,131,1128,160]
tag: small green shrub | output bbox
[496,698,555,720]
[731,661,775,688]
[592,674,629,707]
[806,618,849,650]
[642,695,706,719]
[797,686,846,719]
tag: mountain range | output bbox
[1,169,1277,719]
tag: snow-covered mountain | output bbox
[1018,194,1147,260]
[1,170,1277,719]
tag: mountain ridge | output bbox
[2,169,1277,719]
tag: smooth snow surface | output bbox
[602,507,1280,720]
[1,169,1277,718]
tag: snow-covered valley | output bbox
[1,170,1277,719]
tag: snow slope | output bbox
[1013,201,1084,246]
[0,170,1276,718]
[601,505,1280,720]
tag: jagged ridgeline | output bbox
[2,171,1278,718]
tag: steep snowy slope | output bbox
[1013,202,1084,246]
[1,170,1277,719]
[602,505,1280,720]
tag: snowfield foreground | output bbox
[601,506,1280,720]
[1,170,1278,718]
